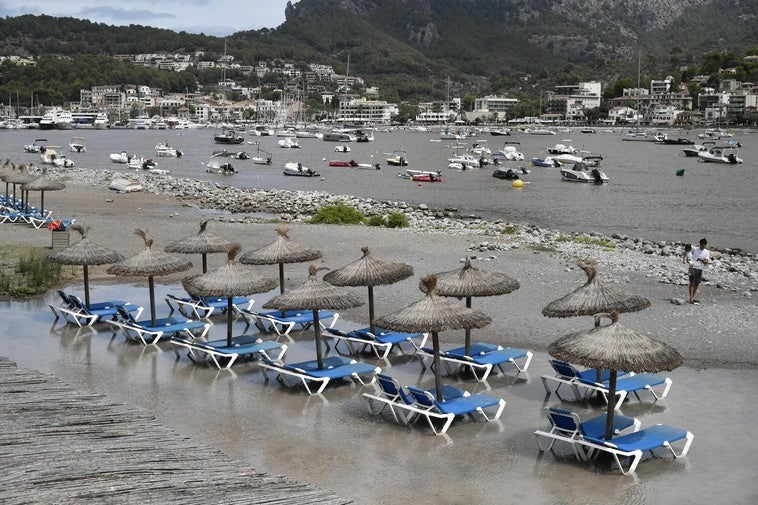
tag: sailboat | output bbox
[622,53,665,142]
[213,39,244,145]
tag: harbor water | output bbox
[3,126,756,253]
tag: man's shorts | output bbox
[689,268,703,285]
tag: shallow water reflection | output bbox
[2,283,757,504]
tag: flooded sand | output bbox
[2,282,756,505]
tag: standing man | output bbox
[689,238,710,304]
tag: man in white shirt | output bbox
[688,238,710,304]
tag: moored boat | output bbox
[283,162,320,177]
[697,146,743,164]
[213,127,244,144]
[328,160,380,169]
[108,177,142,192]
[386,150,408,166]
[69,136,86,153]
[23,138,47,153]
[560,161,609,183]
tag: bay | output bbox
[4,126,756,253]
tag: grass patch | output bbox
[309,203,365,225]
[0,244,66,298]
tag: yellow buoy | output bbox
[512,179,524,188]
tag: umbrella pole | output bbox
[432,331,444,402]
[313,309,324,370]
[83,265,90,308]
[278,263,286,317]
[226,297,234,347]
[604,370,618,440]
[148,276,156,326]
[368,286,375,334]
[40,191,45,217]
[201,253,208,274]
[465,296,473,354]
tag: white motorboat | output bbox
[697,146,743,164]
[155,142,183,157]
[698,129,732,140]
[278,137,300,149]
[128,157,157,170]
[205,156,236,175]
[494,142,524,161]
[547,143,577,155]
[334,144,351,153]
[622,130,667,142]
[109,151,130,164]
[682,142,715,158]
[108,177,142,192]
[213,127,244,144]
[93,112,109,129]
[386,150,409,166]
[525,127,556,135]
[488,128,511,136]
[23,138,47,153]
[322,131,355,142]
[148,167,170,175]
[560,161,609,183]
[249,143,272,165]
[283,162,319,177]
[470,141,491,156]
[69,136,86,153]
[40,146,67,165]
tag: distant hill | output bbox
[0,0,756,102]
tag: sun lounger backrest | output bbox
[406,386,437,408]
[549,359,579,379]
[547,407,581,434]
[115,304,137,323]
[67,295,92,315]
[57,290,73,308]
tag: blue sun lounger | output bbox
[170,334,287,370]
[107,305,210,345]
[414,342,533,382]
[577,372,674,409]
[165,293,254,320]
[363,374,470,427]
[324,327,428,359]
[257,355,380,395]
[50,291,143,327]
[535,406,641,460]
[240,308,338,340]
[405,385,506,436]
[542,359,635,407]
[581,424,694,474]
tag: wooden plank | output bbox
[0,357,350,505]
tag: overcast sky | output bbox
[0,0,299,36]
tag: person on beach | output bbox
[688,238,710,304]
[683,244,693,276]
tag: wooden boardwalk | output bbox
[0,357,350,504]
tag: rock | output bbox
[671,298,687,305]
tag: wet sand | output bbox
[2,184,757,504]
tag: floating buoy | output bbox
[512,179,524,188]
[417,182,423,187]
[676,169,685,176]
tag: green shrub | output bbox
[366,214,386,227]
[309,203,365,224]
[0,246,63,298]
[385,212,409,228]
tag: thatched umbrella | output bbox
[238,226,322,295]
[47,223,125,308]
[1,166,35,207]
[262,264,363,370]
[0,160,15,202]
[106,229,193,326]
[164,220,232,273]
[548,311,683,440]
[182,244,278,346]
[375,275,492,401]
[424,256,519,354]
[542,259,651,323]
[323,246,413,335]
[21,172,65,216]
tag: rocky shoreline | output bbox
[24,163,758,297]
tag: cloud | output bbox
[78,6,175,24]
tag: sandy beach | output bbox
[2,178,758,504]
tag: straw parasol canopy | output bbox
[1,164,35,205]
[548,311,683,440]
[21,171,65,215]
[47,223,125,308]
[542,259,651,322]
[375,275,492,401]
[262,264,364,370]
[164,220,232,273]
[0,159,15,201]
[323,246,414,335]
[424,256,519,353]
[239,226,322,295]
[106,229,193,325]
[182,244,278,346]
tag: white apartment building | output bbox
[337,98,398,124]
